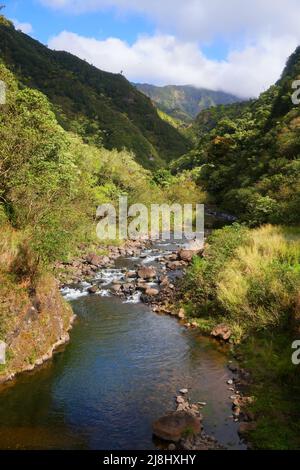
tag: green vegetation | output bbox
[0,18,190,169]
[172,50,300,226]
[135,83,242,123]
[178,224,300,449]
[0,55,202,373]
[172,47,300,449]
[236,331,300,449]
[0,59,201,266]
[180,224,300,340]
[1,10,300,449]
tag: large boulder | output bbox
[211,324,232,342]
[153,411,202,443]
[137,266,156,280]
[178,249,195,263]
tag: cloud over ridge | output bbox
[43,0,300,97]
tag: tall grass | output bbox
[217,225,300,330]
[181,224,300,339]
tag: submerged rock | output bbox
[152,411,202,443]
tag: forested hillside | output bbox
[172,49,300,226]
[0,41,202,381]
[173,49,300,449]
[0,17,189,168]
[135,83,242,123]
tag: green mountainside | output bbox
[0,19,189,168]
[134,83,242,122]
[172,48,300,226]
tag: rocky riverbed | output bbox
[56,238,203,322]
[57,237,253,450]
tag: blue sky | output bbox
[3,0,300,97]
[5,0,155,46]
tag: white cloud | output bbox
[42,0,300,96]
[12,19,33,34]
[40,0,300,42]
[48,31,297,98]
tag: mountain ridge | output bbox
[134,83,243,123]
[0,18,190,168]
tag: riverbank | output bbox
[0,239,152,386]
[0,274,76,385]
[173,224,300,450]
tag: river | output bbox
[0,240,245,450]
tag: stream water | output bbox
[0,240,245,450]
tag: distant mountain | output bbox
[134,83,242,123]
[0,19,190,168]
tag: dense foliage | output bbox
[0,59,203,266]
[172,51,300,226]
[0,18,189,169]
[178,224,300,450]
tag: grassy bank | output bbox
[235,330,300,449]
[178,223,300,449]
[180,224,300,340]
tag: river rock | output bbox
[167,261,182,270]
[112,284,122,293]
[145,288,159,297]
[137,266,156,280]
[122,283,135,294]
[176,396,186,404]
[152,411,202,443]
[178,309,185,320]
[211,324,232,342]
[101,256,111,266]
[178,249,195,263]
[233,407,241,418]
[88,285,98,294]
[86,254,103,267]
[159,276,170,287]
[126,271,137,279]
